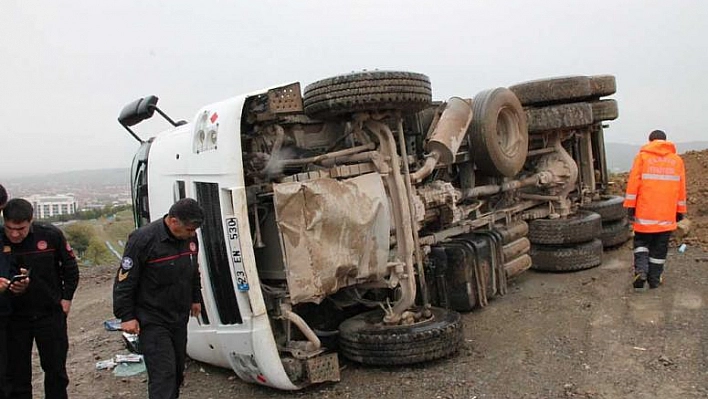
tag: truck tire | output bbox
[590,99,618,122]
[528,210,602,245]
[601,217,631,248]
[509,76,594,106]
[530,238,603,272]
[338,307,462,366]
[525,102,593,133]
[579,195,625,222]
[589,75,617,97]
[469,88,528,177]
[303,71,432,120]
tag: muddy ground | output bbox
[29,241,705,399]
[28,149,708,398]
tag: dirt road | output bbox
[26,240,702,399]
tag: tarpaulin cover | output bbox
[273,173,391,304]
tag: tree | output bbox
[63,223,93,258]
[84,238,113,266]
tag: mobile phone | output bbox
[10,274,28,284]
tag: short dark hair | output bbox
[0,184,7,209]
[168,198,204,226]
[3,198,34,223]
[648,130,667,141]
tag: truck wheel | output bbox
[525,102,593,133]
[528,210,601,245]
[590,99,618,122]
[302,71,432,120]
[338,307,463,366]
[601,217,631,248]
[509,75,616,106]
[589,75,617,97]
[469,88,528,177]
[579,195,625,222]
[509,76,594,106]
[530,238,603,272]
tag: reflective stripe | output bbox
[641,173,680,181]
[677,200,686,206]
[625,194,637,200]
[649,257,666,265]
[635,218,674,226]
[634,247,649,253]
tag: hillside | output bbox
[3,168,129,187]
[606,141,708,172]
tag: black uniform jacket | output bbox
[113,217,202,327]
[0,237,18,317]
[3,222,79,317]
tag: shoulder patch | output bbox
[37,240,48,250]
[121,257,134,270]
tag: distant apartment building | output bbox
[27,194,77,219]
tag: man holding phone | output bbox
[2,198,78,399]
[0,185,29,399]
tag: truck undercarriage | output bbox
[118,70,623,389]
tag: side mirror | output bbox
[118,95,183,143]
[119,95,159,127]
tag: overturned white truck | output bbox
[117,70,626,390]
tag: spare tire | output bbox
[303,70,432,120]
[469,88,528,177]
[530,239,603,272]
[338,307,462,366]
[528,210,602,245]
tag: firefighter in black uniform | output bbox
[2,198,78,399]
[1,186,29,399]
[113,198,204,399]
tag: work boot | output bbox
[648,274,663,289]
[633,273,646,290]
[648,264,664,289]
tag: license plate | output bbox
[225,217,249,291]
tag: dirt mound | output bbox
[608,148,708,251]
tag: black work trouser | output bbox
[7,312,69,399]
[0,315,9,399]
[633,231,672,284]
[141,321,188,399]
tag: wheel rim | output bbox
[496,106,522,158]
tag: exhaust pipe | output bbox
[411,97,473,182]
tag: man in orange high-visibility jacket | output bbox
[624,130,687,289]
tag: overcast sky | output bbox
[1,0,706,178]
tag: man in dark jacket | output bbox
[2,198,79,399]
[113,198,204,399]
[0,186,30,399]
